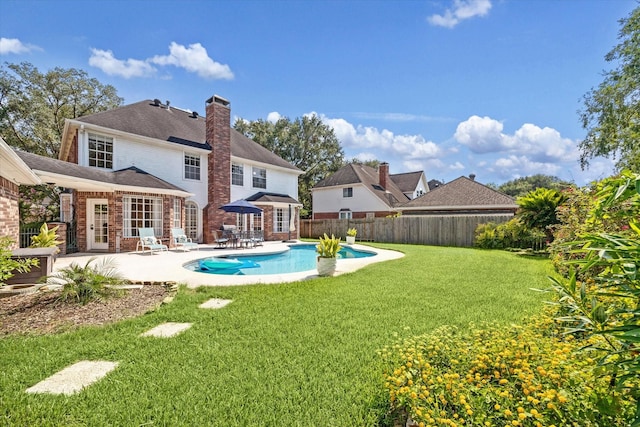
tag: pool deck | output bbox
[53,241,404,287]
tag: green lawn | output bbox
[0,244,554,426]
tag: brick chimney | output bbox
[202,95,233,243]
[378,162,390,189]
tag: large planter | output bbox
[6,247,57,285]
[345,236,356,245]
[317,256,337,277]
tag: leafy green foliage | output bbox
[47,257,125,305]
[579,6,640,171]
[0,237,39,286]
[516,188,566,234]
[0,61,122,158]
[316,233,342,257]
[474,219,546,251]
[496,174,573,198]
[234,115,344,217]
[19,184,60,224]
[29,223,62,249]
[380,317,636,426]
[546,171,640,423]
[347,227,358,237]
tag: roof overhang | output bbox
[31,169,193,197]
[231,155,304,176]
[0,138,41,185]
[397,204,517,212]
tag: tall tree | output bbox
[579,6,640,171]
[497,174,573,197]
[234,115,344,216]
[347,157,381,169]
[0,62,123,158]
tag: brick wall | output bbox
[0,177,20,249]
[202,95,234,243]
[313,210,396,220]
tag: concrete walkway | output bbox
[53,241,404,287]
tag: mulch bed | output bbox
[0,285,171,336]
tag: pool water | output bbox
[186,244,375,275]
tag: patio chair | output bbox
[212,230,229,248]
[171,228,199,251]
[251,230,264,247]
[136,228,168,254]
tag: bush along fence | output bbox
[301,214,514,247]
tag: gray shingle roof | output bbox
[246,192,300,205]
[390,171,423,193]
[314,163,409,207]
[74,100,300,172]
[401,176,516,209]
[16,150,188,194]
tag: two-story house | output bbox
[311,162,427,219]
[13,95,302,252]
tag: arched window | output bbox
[185,201,199,241]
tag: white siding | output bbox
[77,130,208,209]
[312,185,389,215]
[230,158,299,201]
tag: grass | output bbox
[0,244,554,426]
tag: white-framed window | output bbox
[365,212,375,219]
[343,187,353,198]
[232,163,244,186]
[173,199,181,228]
[416,189,425,197]
[339,211,352,219]
[184,153,201,180]
[274,208,290,233]
[252,167,267,189]
[185,201,198,240]
[122,195,163,237]
[88,133,113,169]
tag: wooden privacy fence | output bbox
[301,215,514,247]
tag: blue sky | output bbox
[1,0,636,186]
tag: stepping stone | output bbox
[199,298,232,309]
[140,322,192,338]
[26,360,118,395]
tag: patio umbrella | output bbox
[219,199,263,215]
[219,200,263,232]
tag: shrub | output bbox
[380,316,636,426]
[47,257,125,305]
[474,219,546,251]
[517,188,566,240]
[0,237,39,286]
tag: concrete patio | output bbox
[52,241,404,287]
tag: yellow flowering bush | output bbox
[379,316,636,426]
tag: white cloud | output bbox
[492,155,561,179]
[320,115,442,161]
[449,161,465,170]
[454,115,510,153]
[428,0,492,28]
[89,48,156,78]
[0,37,41,55]
[267,111,281,123]
[151,42,233,80]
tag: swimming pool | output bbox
[185,244,375,275]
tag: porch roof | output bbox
[246,192,302,206]
[0,138,41,185]
[16,151,192,197]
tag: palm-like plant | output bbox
[47,257,125,305]
[517,188,567,235]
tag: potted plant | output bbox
[316,233,341,276]
[345,227,357,245]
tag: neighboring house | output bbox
[311,162,418,219]
[0,137,42,249]
[390,171,429,199]
[7,95,302,253]
[398,175,518,215]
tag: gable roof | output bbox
[399,176,516,211]
[69,100,301,172]
[16,150,191,196]
[390,171,424,193]
[313,163,409,208]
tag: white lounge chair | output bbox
[136,228,168,254]
[171,228,199,251]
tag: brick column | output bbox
[48,222,67,255]
[202,95,234,243]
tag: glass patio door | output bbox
[87,199,109,250]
